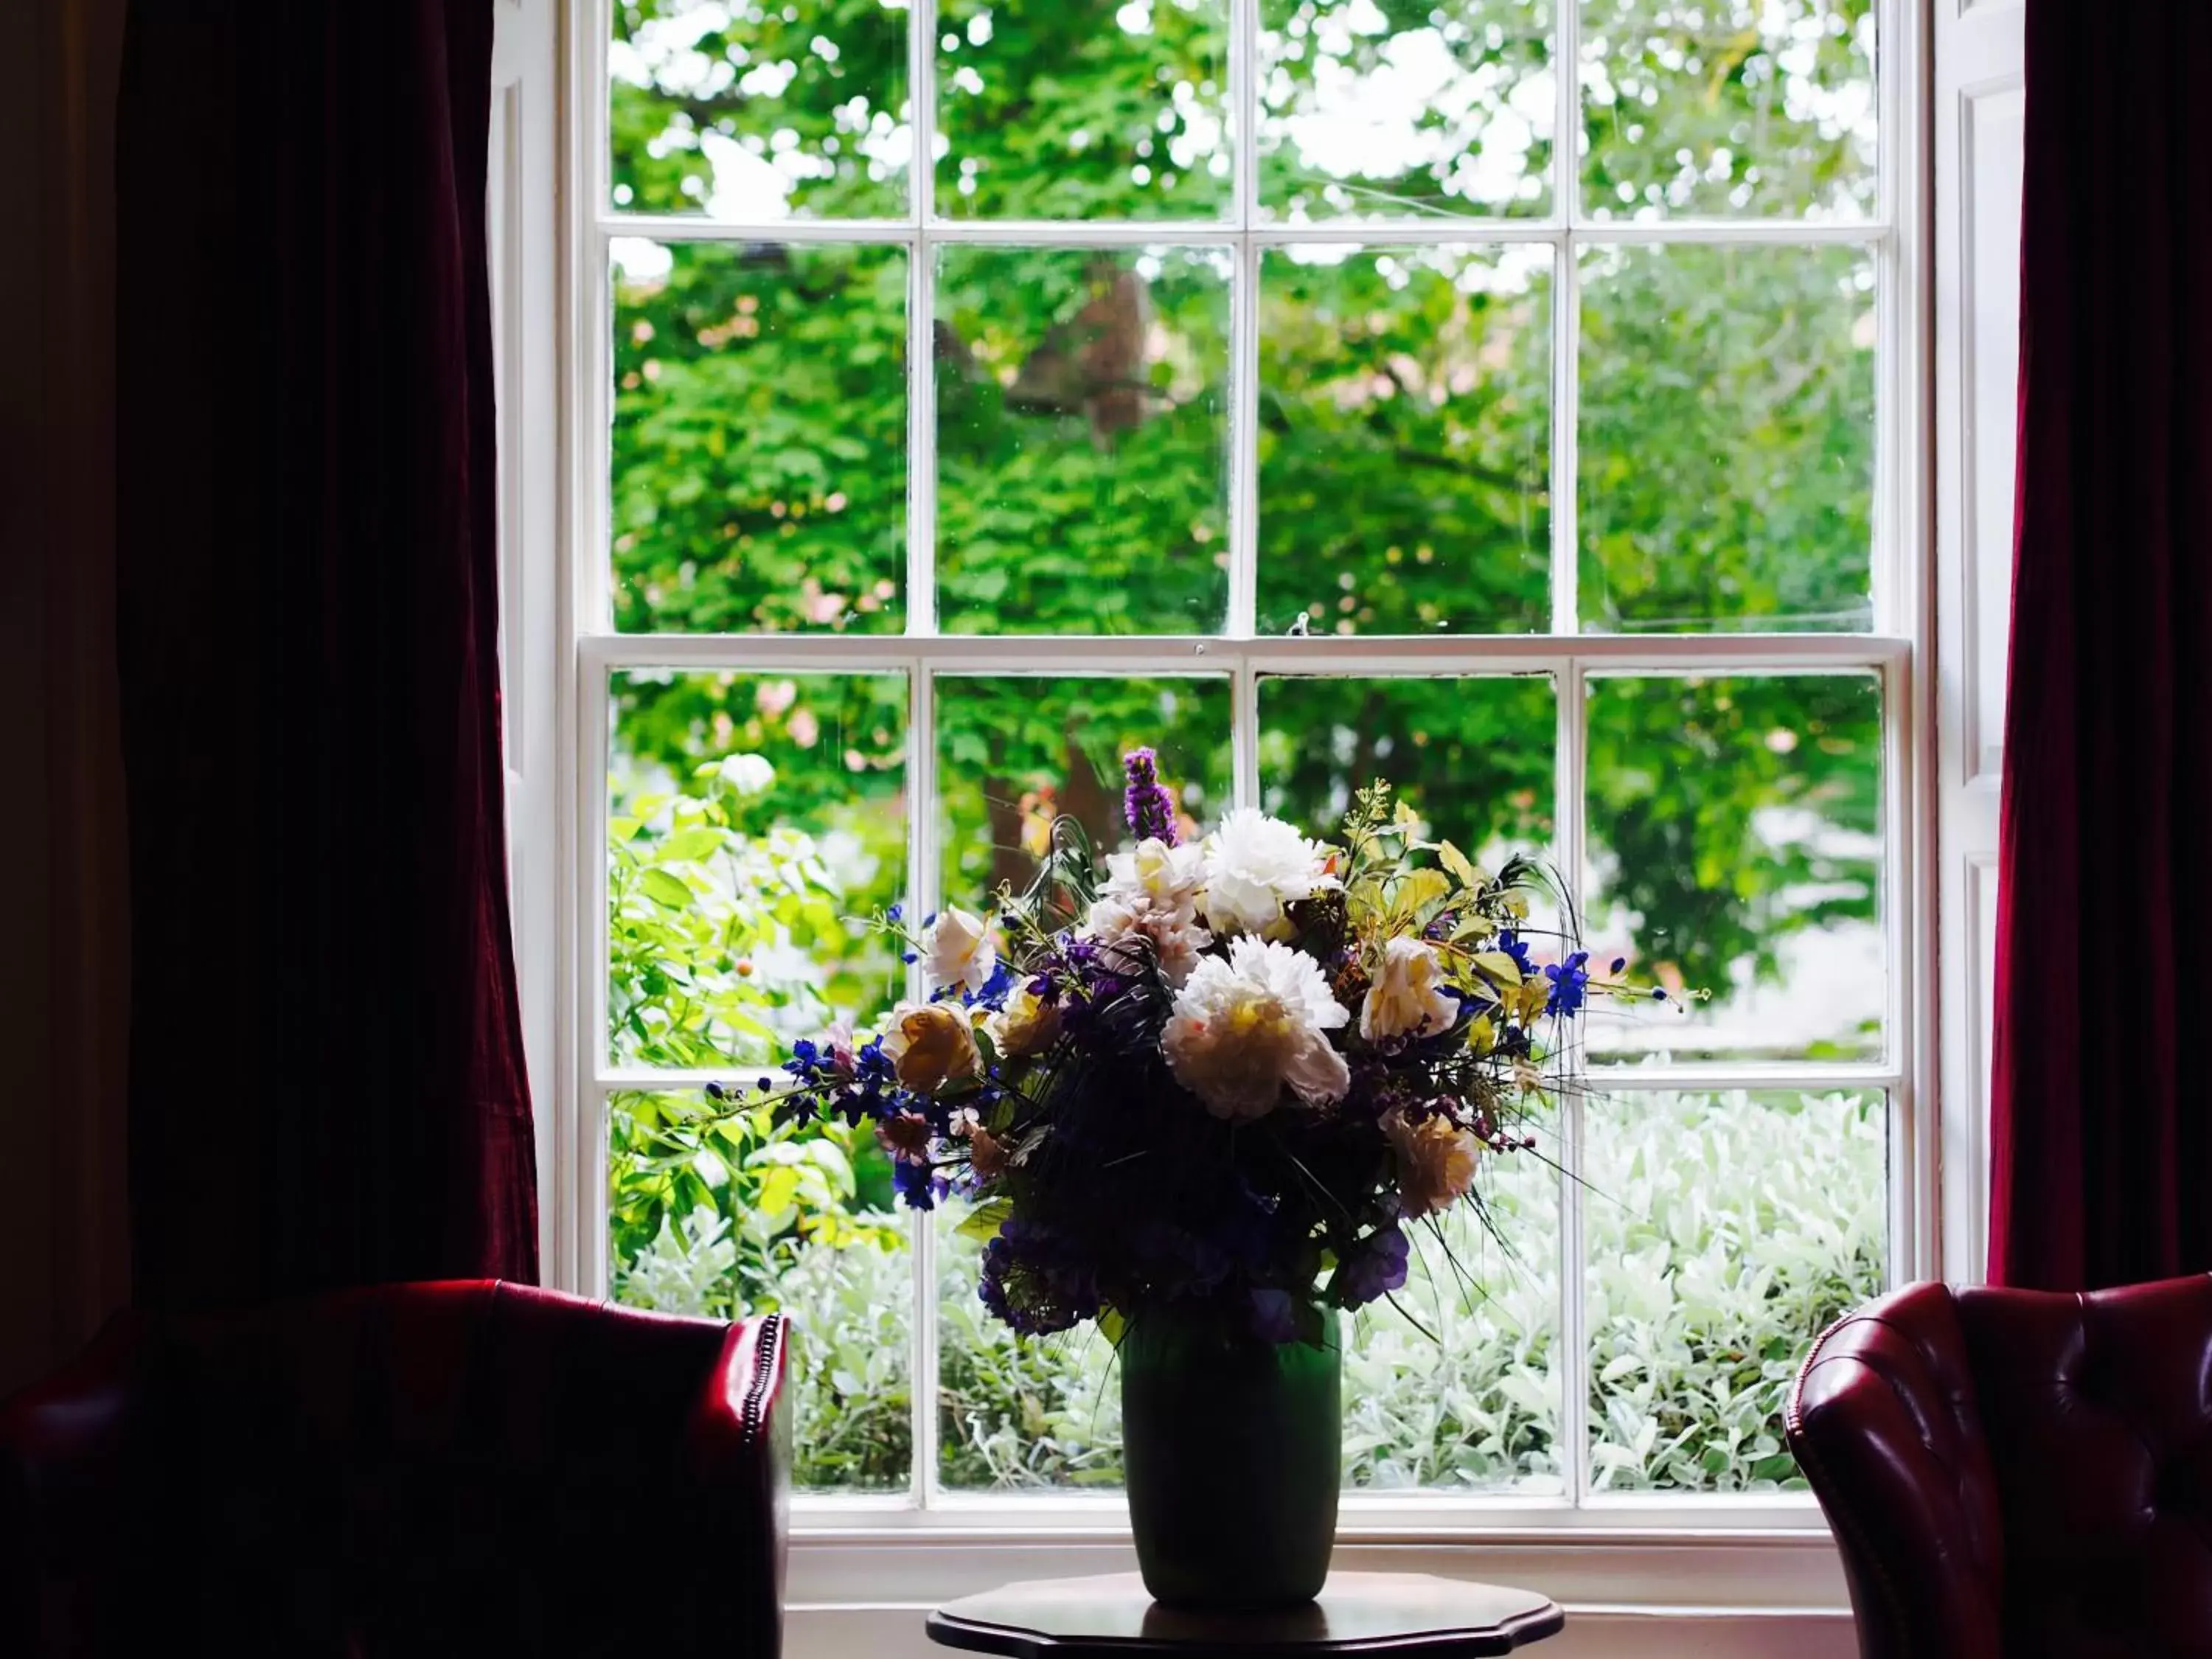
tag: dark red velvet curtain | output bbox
[1990,1,2212,1290]
[114,1,538,1307]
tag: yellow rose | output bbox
[880,1001,984,1093]
[1382,1106,1480,1218]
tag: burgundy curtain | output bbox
[114,1,538,1307]
[1990,1,2212,1290]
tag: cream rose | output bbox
[1382,1106,1480,1217]
[922,906,998,998]
[987,983,1062,1058]
[1360,937,1461,1043]
[1101,837,1208,914]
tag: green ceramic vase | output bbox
[1119,1301,1342,1610]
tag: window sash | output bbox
[568,0,1924,1521]
[578,636,1916,1511]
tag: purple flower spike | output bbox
[1121,747,1178,845]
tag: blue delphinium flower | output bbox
[965,959,1016,1009]
[1544,950,1590,1018]
[780,1030,899,1128]
[1498,928,1537,979]
[893,1158,947,1211]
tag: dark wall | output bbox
[1,0,131,1397]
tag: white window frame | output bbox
[493,0,1958,1626]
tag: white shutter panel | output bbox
[1933,0,2027,1283]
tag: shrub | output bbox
[1583,1088,1885,1490]
[728,1088,1883,1494]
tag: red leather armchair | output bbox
[1787,1274,2212,1658]
[0,1281,789,1658]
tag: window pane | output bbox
[1578,243,1875,634]
[1585,1088,1886,1492]
[1579,0,1876,220]
[934,675,1233,911]
[608,669,908,1068]
[936,246,1231,635]
[1347,1158,1559,1492]
[612,240,907,634]
[610,0,911,220]
[939,1209,1124,1488]
[1258,0,1556,222]
[1258,675,1554,852]
[939,1157,1562,1493]
[933,673,1227,1490]
[1262,674,1561,1493]
[1258,246,1551,636]
[1584,673,1884,1063]
[609,1089,914,1492]
[935,0,1231,220]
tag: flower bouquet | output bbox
[728,748,1664,1606]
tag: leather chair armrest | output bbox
[0,1316,150,1658]
[700,1311,791,1659]
[1788,1283,2005,1659]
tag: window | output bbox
[577,0,1910,1517]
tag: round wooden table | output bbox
[927,1573,1564,1658]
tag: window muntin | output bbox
[590,0,1902,1509]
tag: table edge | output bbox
[923,1601,1567,1659]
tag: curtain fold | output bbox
[1990,1,2212,1290]
[115,0,538,1307]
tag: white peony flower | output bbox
[1162,936,1352,1121]
[1088,896,1213,986]
[1084,837,1214,985]
[1101,837,1208,914]
[922,906,998,997]
[1360,937,1461,1043]
[1199,808,1340,937]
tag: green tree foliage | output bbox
[936,246,1231,633]
[936,0,1231,220]
[602,0,1884,1489]
[612,244,908,635]
[1256,0,1558,219]
[1257,246,1552,635]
